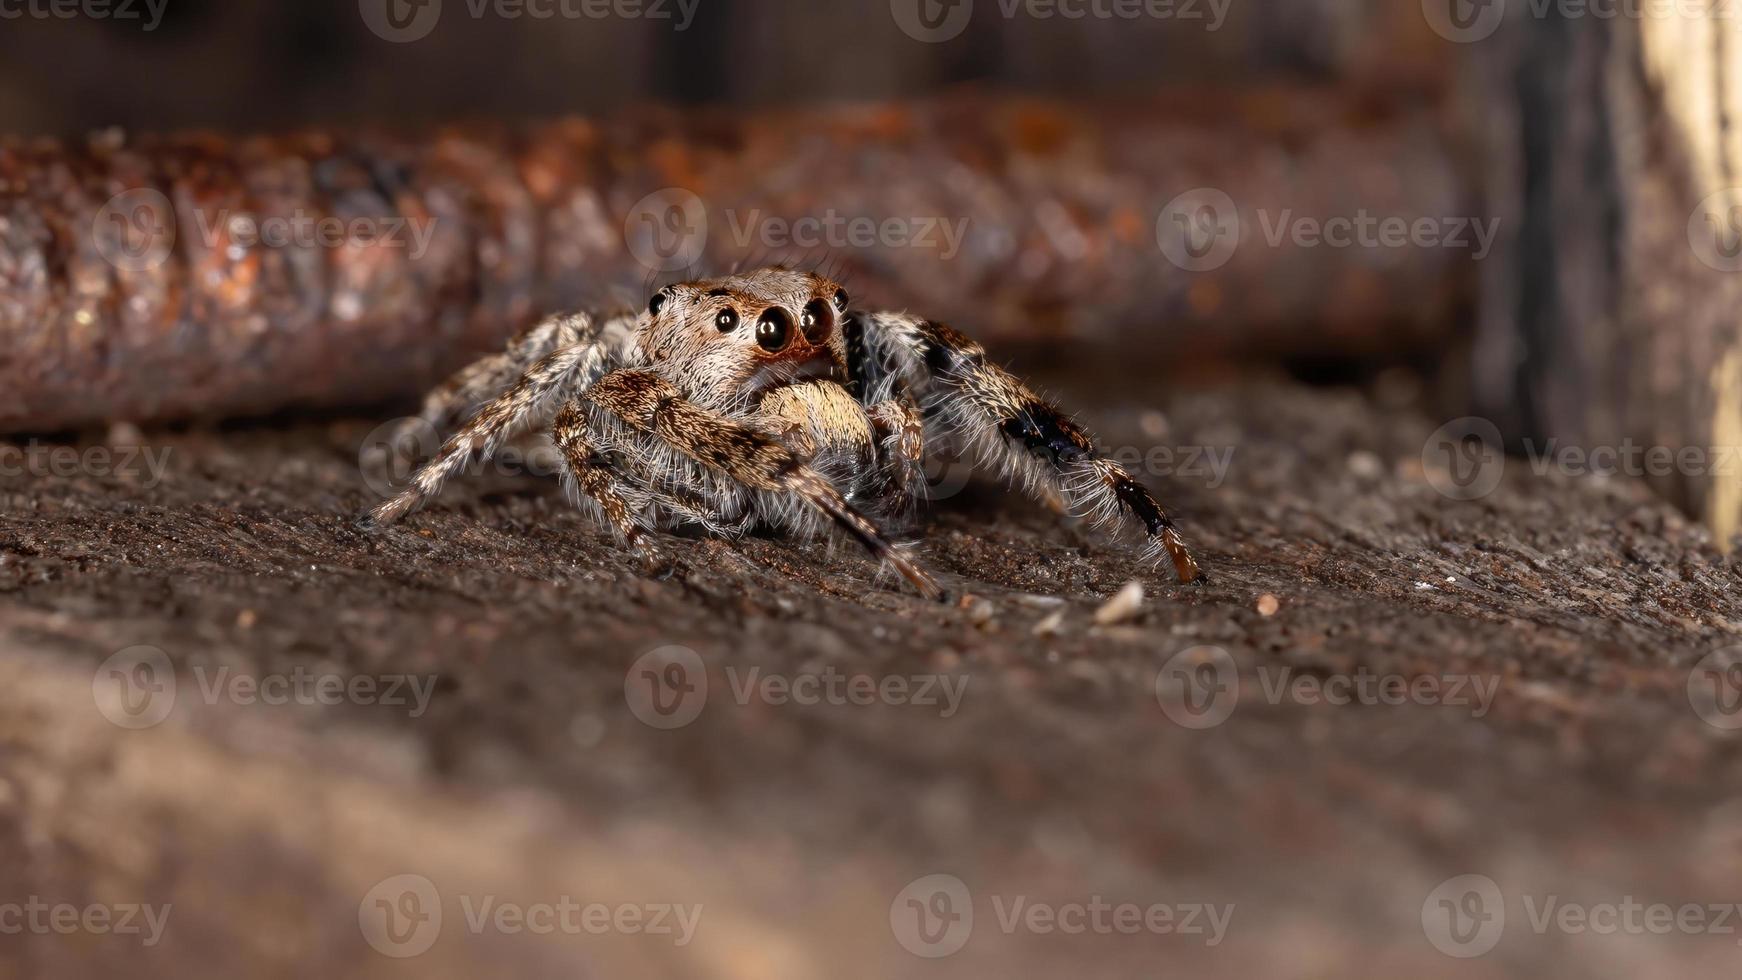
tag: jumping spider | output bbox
[361,268,1204,599]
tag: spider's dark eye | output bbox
[648,290,670,317]
[756,308,791,352]
[833,289,849,313]
[715,308,739,332]
[800,299,834,345]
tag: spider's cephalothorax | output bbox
[361,268,1204,599]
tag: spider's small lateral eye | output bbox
[800,299,834,345]
[756,308,791,352]
[648,290,670,317]
[715,308,740,332]
[833,289,850,313]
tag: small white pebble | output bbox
[960,595,995,628]
[1414,581,1435,591]
[1032,610,1066,637]
[106,420,144,446]
[1093,581,1145,626]
[1347,450,1383,480]
[1255,593,1280,617]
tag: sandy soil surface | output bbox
[2,363,1740,979]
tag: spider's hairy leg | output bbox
[552,400,651,549]
[860,313,1205,584]
[587,370,945,601]
[867,392,928,517]
[361,324,623,528]
[371,313,593,469]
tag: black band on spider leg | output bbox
[1001,402,1095,467]
[1109,472,1171,535]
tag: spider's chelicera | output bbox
[360,267,1204,599]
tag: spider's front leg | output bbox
[551,400,652,549]
[855,312,1206,584]
[367,312,598,472]
[586,370,945,601]
[360,317,627,527]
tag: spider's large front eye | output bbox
[756,308,791,352]
[800,299,834,345]
[648,289,670,317]
[715,308,740,332]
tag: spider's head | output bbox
[638,268,852,411]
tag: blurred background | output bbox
[0,0,1446,133]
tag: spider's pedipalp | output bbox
[587,369,945,601]
[867,393,928,516]
[856,312,1205,584]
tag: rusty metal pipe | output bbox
[0,90,1470,431]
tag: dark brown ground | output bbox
[2,363,1740,979]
